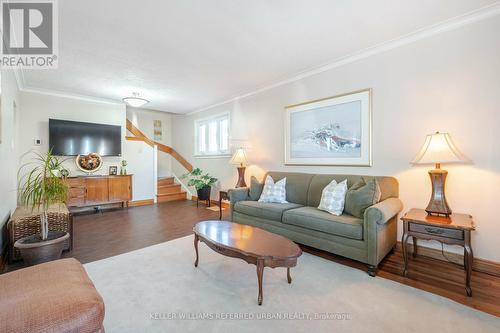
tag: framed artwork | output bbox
[284,89,372,166]
[154,120,162,140]
[109,165,118,175]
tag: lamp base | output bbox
[425,166,452,217]
[236,167,247,188]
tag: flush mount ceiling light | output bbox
[123,92,149,108]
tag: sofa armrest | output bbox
[228,187,251,221]
[228,187,251,204]
[364,198,403,225]
[364,197,403,267]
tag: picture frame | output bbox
[284,89,372,166]
[109,165,118,175]
[154,119,162,140]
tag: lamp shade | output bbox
[230,148,248,166]
[412,132,467,165]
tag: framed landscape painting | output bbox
[284,89,372,166]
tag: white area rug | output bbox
[84,236,499,333]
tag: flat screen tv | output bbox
[49,119,122,156]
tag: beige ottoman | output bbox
[0,258,105,333]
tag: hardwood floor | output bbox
[5,200,500,317]
[63,200,220,264]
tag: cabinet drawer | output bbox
[69,187,85,198]
[67,197,84,207]
[66,178,85,187]
[409,222,463,240]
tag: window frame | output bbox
[194,112,231,158]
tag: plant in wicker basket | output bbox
[18,150,69,241]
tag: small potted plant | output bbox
[120,159,128,175]
[16,150,70,266]
[181,168,217,205]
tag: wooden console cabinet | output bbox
[65,175,132,208]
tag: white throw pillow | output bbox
[258,176,288,203]
[318,179,348,216]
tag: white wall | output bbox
[123,140,155,201]
[0,69,21,254]
[172,16,500,262]
[18,91,125,175]
[18,91,156,202]
[126,107,173,177]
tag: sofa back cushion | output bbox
[255,172,398,207]
[266,172,314,205]
[307,174,398,207]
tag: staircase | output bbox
[157,177,187,203]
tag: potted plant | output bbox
[16,150,70,266]
[120,159,128,175]
[181,168,217,205]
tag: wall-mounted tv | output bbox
[49,119,122,156]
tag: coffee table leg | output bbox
[256,259,264,305]
[287,267,292,284]
[194,234,199,267]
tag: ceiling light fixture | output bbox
[123,92,149,108]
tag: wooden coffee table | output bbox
[193,220,302,305]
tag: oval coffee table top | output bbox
[193,220,302,260]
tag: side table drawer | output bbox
[409,222,464,240]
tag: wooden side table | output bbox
[218,190,229,220]
[401,208,475,296]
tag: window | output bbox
[195,113,230,156]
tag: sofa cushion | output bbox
[249,176,264,201]
[307,174,399,207]
[234,200,303,221]
[283,206,364,240]
[344,178,382,218]
[267,172,315,205]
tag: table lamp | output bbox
[411,132,468,216]
[230,148,248,187]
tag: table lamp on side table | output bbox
[230,148,248,188]
[411,131,468,216]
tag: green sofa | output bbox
[228,171,403,276]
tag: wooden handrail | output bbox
[125,119,193,172]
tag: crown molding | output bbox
[187,2,500,115]
[20,86,124,106]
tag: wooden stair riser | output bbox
[157,192,187,203]
[157,177,175,186]
[158,184,182,195]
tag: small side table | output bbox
[218,190,229,220]
[401,208,475,296]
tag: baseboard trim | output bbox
[190,196,229,208]
[398,241,500,277]
[128,199,155,207]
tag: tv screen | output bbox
[49,119,122,156]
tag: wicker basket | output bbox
[8,203,73,264]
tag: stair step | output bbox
[157,177,174,186]
[158,184,182,195]
[157,192,187,203]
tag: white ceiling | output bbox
[20,0,498,113]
